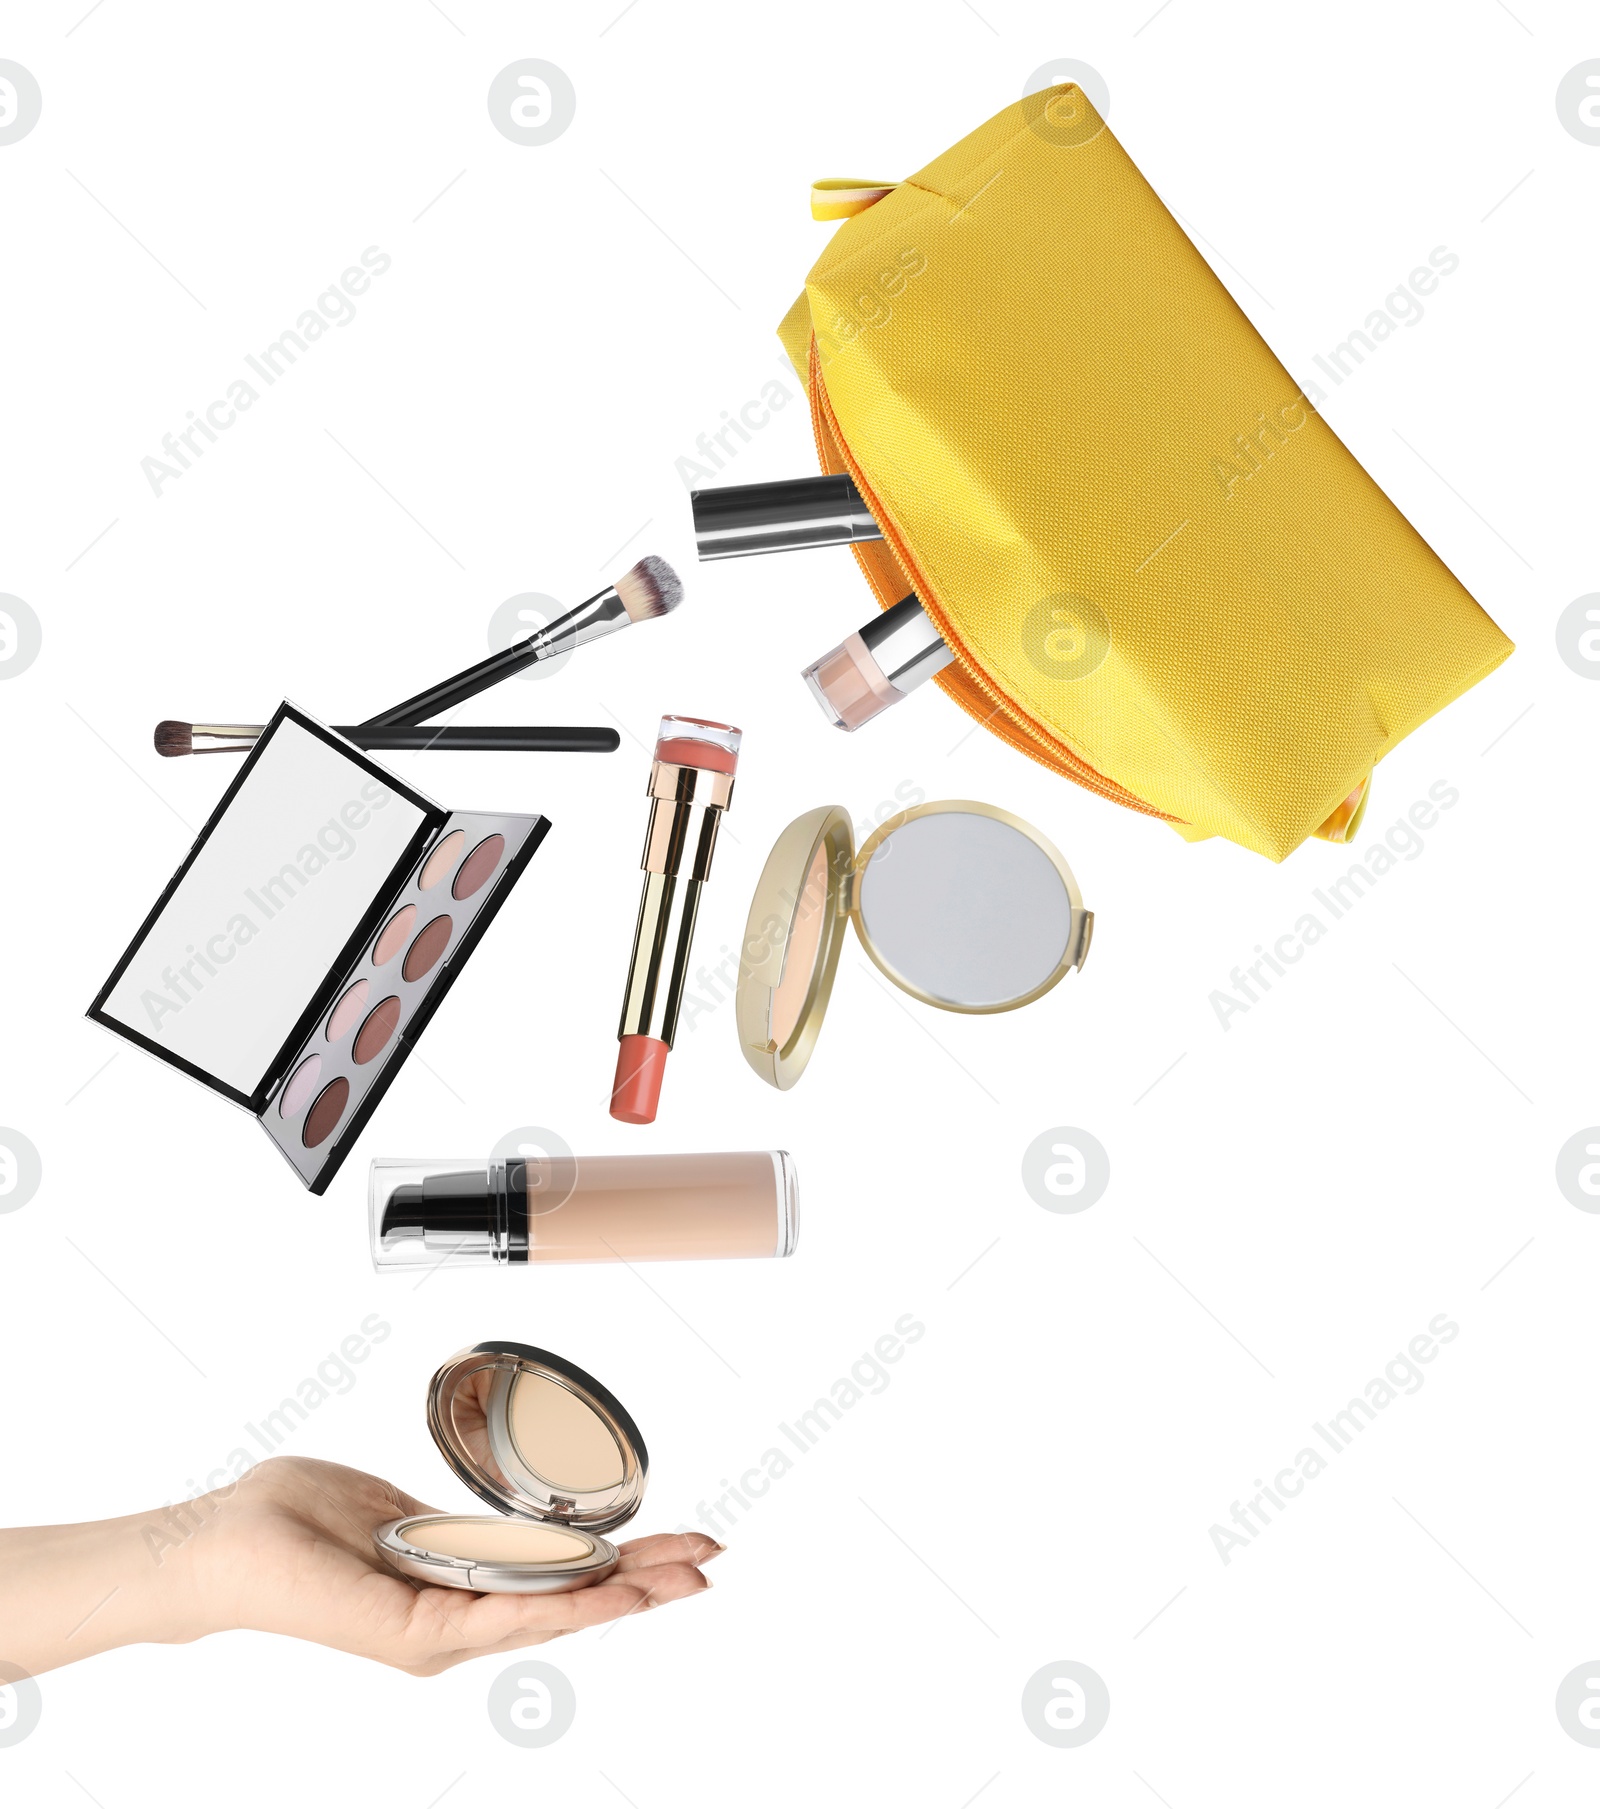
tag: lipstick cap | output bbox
[653,715,742,774]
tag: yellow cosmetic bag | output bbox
[778,87,1513,861]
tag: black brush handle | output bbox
[337,723,617,752]
[361,640,545,729]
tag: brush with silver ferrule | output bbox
[154,721,620,757]
[691,475,883,560]
[363,555,684,729]
[801,594,955,732]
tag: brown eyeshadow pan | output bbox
[403,915,453,983]
[302,1077,350,1148]
[353,996,403,1065]
[453,834,505,901]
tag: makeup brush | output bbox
[155,721,621,757]
[691,475,882,559]
[363,554,684,731]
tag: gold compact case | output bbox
[373,1342,647,1594]
[735,799,1093,1089]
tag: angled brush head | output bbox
[615,554,684,624]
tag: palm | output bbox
[197,1456,714,1675]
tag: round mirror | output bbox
[855,804,1080,1011]
[426,1343,647,1532]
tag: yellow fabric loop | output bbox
[810,178,899,221]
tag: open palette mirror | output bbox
[374,1342,648,1594]
[88,703,548,1190]
[736,799,1093,1089]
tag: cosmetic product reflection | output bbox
[374,1343,650,1594]
[611,716,741,1125]
[691,474,881,560]
[89,704,548,1190]
[371,1150,798,1267]
[736,800,1094,1088]
[364,556,683,731]
[156,721,619,757]
[802,595,954,732]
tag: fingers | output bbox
[396,1561,710,1671]
[383,1483,446,1522]
[613,1531,724,1573]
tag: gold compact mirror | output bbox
[735,800,1093,1090]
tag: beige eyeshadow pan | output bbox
[279,1053,322,1119]
[326,979,368,1043]
[418,828,466,892]
[372,904,416,967]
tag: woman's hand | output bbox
[1,1456,718,1678]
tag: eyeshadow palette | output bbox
[88,703,548,1192]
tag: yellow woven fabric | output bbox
[779,87,1514,860]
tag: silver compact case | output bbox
[373,1342,648,1595]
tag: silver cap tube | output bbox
[858,595,955,694]
[692,475,882,560]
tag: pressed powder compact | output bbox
[88,704,548,1190]
[374,1342,648,1594]
[736,799,1094,1088]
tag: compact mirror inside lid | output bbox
[735,805,856,1089]
[427,1343,648,1534]
[852,801,1091,1012]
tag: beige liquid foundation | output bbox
[370,1149,797,1268]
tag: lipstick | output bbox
[610,715,741,1124]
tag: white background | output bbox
[1,1,1596,1802]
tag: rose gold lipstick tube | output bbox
[610,716,740,1125]
[369,1151,798,1266]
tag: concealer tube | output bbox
[801,594,956,731]
[370,1150,798,1267]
